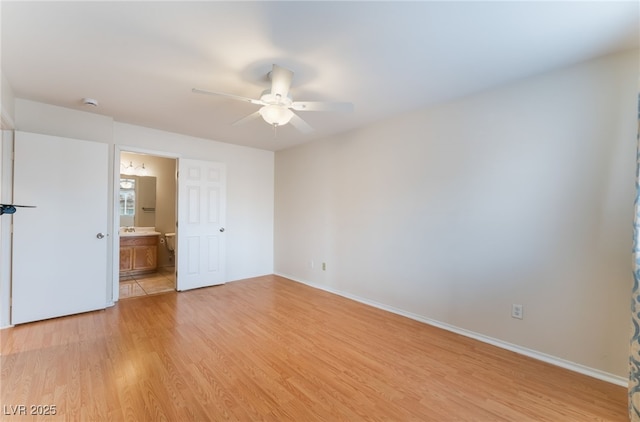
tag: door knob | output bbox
[96,233,106,239]
[219,227,225,233]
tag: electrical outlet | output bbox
[511,304,523,319]
[322,262,326,271]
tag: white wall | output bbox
[15,99,114,143]
[0,100,273,327]
[1,72,15,128]
[275,49,639,380]
[115,123,274,282]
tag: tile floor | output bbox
[119,267,175,299]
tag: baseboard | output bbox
[275,272,628,388]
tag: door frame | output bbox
[112,145,180,302]
[0,130,14,328]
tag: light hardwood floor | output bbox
[0,275,626,421]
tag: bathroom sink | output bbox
[119,227,161,237]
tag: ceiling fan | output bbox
[192,64,354,133]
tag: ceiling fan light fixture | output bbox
[259,104,293,126]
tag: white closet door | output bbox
[176,159,226,291]
[12,131,109,325]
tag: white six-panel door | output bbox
[12,132,109,324]
[176,159,226,291]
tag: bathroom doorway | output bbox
[117,151,177,299]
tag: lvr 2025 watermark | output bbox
[3,404,57,416]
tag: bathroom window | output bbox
[119,178,136,216]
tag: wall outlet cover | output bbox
[512,304,523,319]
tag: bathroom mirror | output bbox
[119,175,156,227]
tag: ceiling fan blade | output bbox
[232,111,262,126]
[270,64,294,99]
[288,113,314,133]
[192,88,263,105]
[290,101,354,112]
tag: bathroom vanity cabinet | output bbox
[120,235,158,276]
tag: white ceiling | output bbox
[2,1,638,151]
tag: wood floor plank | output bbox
[0,275,627,421]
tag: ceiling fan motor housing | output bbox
[260,89,292,107]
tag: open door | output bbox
[176,159,226,291]
[12,131,109,324]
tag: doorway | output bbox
[117,151,177,299]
